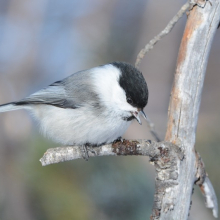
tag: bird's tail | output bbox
[0,102,28,113]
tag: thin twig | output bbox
[135,2,191,68]
[145,114,161,142]
[135,2,193,142]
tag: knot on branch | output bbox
[189,0,207,9]
[151,142,184,219]
[112,139,142,155]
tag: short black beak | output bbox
[132,111,142,125]
[140,110,147,120]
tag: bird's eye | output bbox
[127,97,133,105]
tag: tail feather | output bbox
[0,102,26,113]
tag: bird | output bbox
[0,62,148,155]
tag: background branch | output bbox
[135,1,192,68]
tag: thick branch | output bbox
[158,1,220,219]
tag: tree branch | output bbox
[135,1,192,68]
[40,140,182,166]
[160,1,220,219]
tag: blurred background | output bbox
[0,0,219,219]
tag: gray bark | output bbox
[40,140,183,166]
[159,1,220,219]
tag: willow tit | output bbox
[0,62,148,147]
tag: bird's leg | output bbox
[81,145,89,161]
[86,146,97,155]
[80,145,97,161]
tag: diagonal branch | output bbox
[135,1,192,68]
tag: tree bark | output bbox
[156,1,220,219]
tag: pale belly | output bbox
[31,105,131,146]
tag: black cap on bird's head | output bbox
[111,61,148,124]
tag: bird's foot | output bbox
[81,145,97,161]
[81,145,89,161]
[113,137,124,143]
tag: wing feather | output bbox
[15,80,79,109]
[14,69,100,110]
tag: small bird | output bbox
[0,62,148,150]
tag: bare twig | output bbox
[39,140,183,166]
[135,2,191,68]
[145,115,161,142]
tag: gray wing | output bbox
[15,70,98,109]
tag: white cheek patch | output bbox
[91,64,136,113]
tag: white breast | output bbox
[31,104,131,145]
